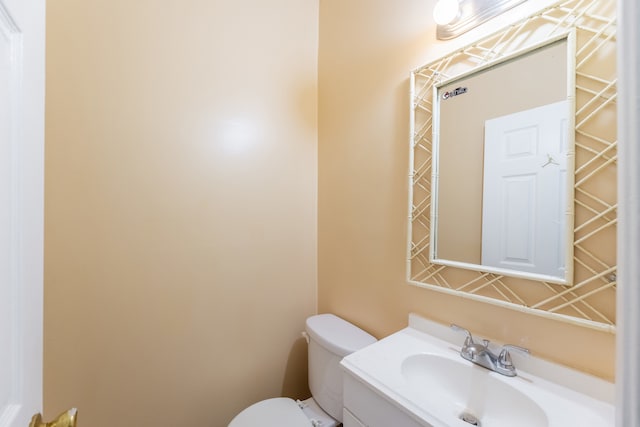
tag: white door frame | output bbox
[616,0,640,426]
[0,0,45,426]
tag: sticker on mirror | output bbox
[442,86,468,100]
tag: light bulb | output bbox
[433,0,460,25]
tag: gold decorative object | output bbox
[29,408,77,427]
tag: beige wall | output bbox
[318,0,615,381]
[44,1,318,426]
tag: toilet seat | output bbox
[227,397,311,427]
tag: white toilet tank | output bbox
[305,314,377,422]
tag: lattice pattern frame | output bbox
[408,0,617,331]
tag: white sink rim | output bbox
[340,318,615,427]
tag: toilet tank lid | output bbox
[305,314,377,357]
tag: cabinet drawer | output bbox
[343,373,431,427]
[343,408,366,427]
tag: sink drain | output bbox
[460,411,481,426]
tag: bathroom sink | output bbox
[401,353,548,427]
[340,315,615,427]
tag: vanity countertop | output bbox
[341,314,614,427]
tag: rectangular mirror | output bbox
[430,34,575,285]
[409,0,616,330]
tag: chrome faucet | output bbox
[451,324,529,377]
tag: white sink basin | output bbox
[341,318,614,427]
[401,353,548,426]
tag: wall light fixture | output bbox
[434,0,529,40]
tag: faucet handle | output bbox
[498,344,530,368]
[450,324,475,346]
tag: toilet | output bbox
[228,313,377,426]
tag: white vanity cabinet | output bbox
[342,370,429,427]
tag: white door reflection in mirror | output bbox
[481,101,569,278]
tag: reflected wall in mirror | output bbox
[431,36,575,285]
[408,0,617,331]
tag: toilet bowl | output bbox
[228,397,336,427]
[228,314,376,427]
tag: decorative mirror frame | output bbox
[408,0,617,332]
